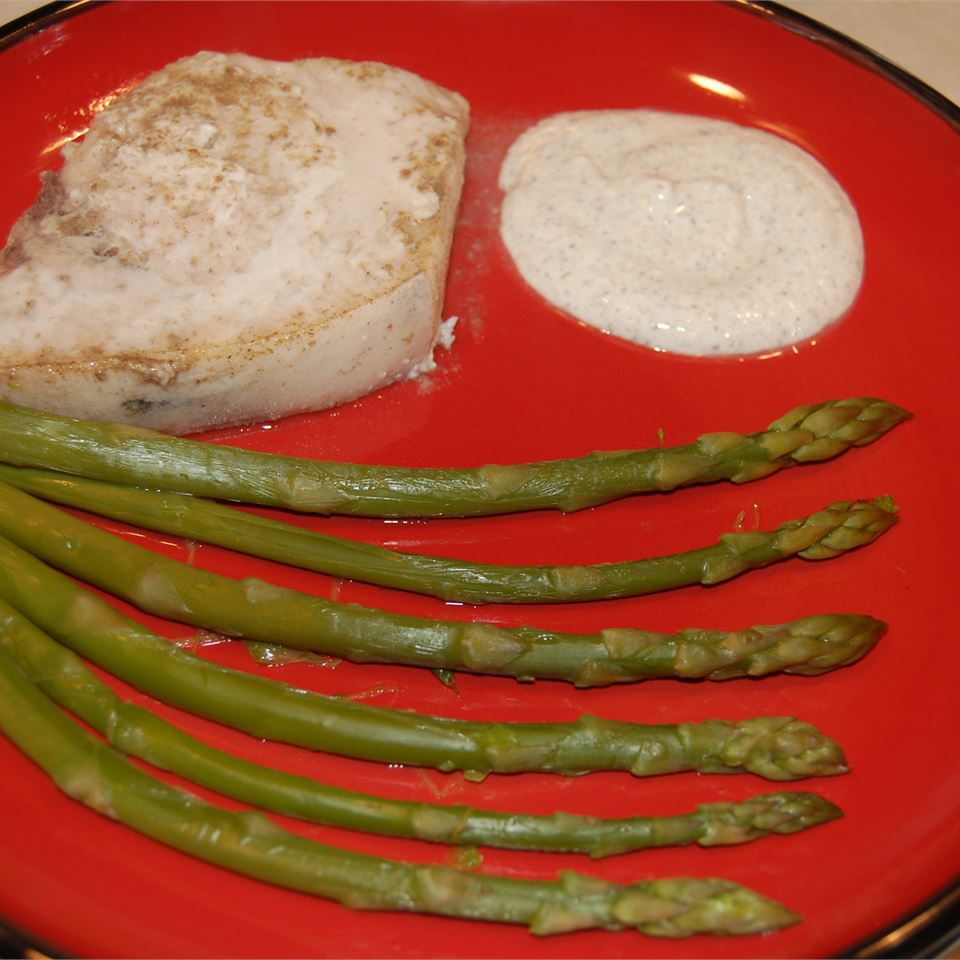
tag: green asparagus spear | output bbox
[0,467,896,618]
[0,598,841,856]
[0,533,848,780]
[0,649,801,937]
[0,463,899,607]
[0,480,889,683]
[0,397,910,517]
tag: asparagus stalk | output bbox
[0,397,910,517]
[0,462,899,607]
[0,533,848,780]
[0,480,889,683]
[0,650,801,937]
[0,598,842,857]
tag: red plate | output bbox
[1,2,958,957]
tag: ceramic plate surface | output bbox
[0,2,958,957]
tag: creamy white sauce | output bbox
[498,110,864,356]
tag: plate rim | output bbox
[730,7,960,955]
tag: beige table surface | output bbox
[786,0,959,104]
[1,0,959,106]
